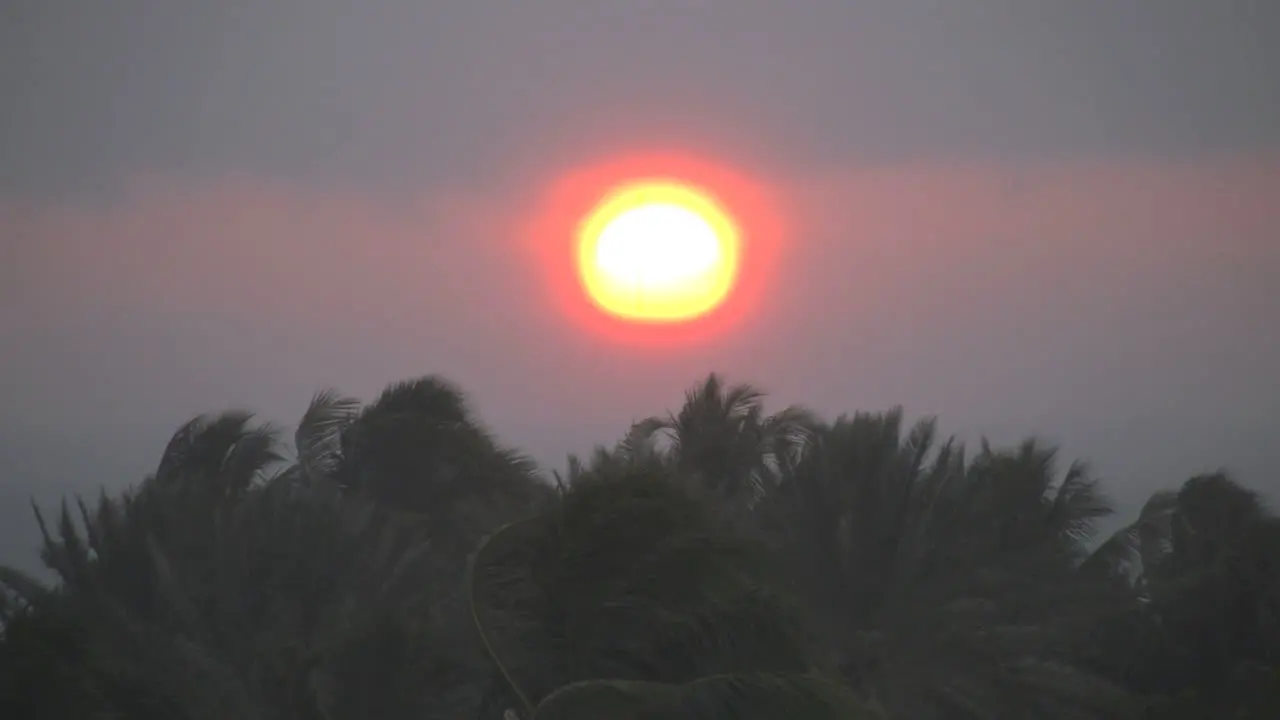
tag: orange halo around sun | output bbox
[577,180,741,323]
[528,152,783,347]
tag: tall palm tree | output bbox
[296,377,551,547]
[1086,473,1280,716]
[15,371,1280,718]
[633,373,813,515]
[468,460,880,719]
[2,409,487,719]
[2,412,290,719]
[756,409,1133,719]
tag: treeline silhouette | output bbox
[1,373,1276,719]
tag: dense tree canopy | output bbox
[2,373,1276,719]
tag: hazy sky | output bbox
[3,1,1279,571]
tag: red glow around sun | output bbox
[526,151,784,348]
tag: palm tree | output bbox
[1086,473,1280,716]
[633,373,813,516]
[2,413,289,718]
[468,460,881,719]
[1,409,487,719]
[10,370,1279,719]
[297,378,552,547]
[755,409,1133,719]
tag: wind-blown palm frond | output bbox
[295,389,361,485]
[554,422,671,490]
[1046,461,1114,547]
[1093,474,1280,705]
[334,376,550,540]
[153,412,282,498]
[636,374,815,511]
[1167,473,1269,572]
[0,566,49,616]
[367,376,473,423]
[1081,490,1179,583]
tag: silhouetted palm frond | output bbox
[1082,490,1179,583]
[636,374,815,511]
[333,376,550,538]
[153,412,282,498]
[295,389,361,484]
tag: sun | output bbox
[577,180,740,323]
[528,152,781,345]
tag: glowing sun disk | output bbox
[577,181,739,323]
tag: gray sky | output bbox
[3,1,1279,571]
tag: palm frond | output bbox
[1082,490,1179,581]
[1047,461,1114,546]
[155,411,255,484]
[470,517,544,716]
[362,376,472,425]
[219,422,284,498]
[295,389,362,483]
[0,566,50,608]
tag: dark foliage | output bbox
[2,373,1276,719]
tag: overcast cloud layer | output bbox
[3,1,1278,570]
